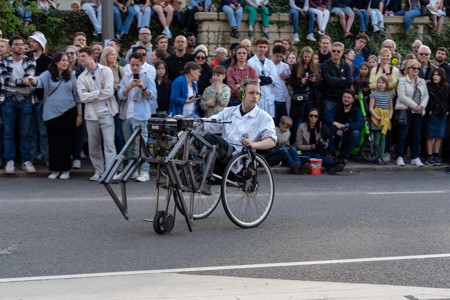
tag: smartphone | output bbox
[133,73,140,80]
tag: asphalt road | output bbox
[1,171,450,289]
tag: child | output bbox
[353,62,372,111]
[154,60,172,114]
[369,76,393,165]
[200,65,231,117]
[263,116,309,174]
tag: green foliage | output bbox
[0,0,36,37]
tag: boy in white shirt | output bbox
[271,44,291,126]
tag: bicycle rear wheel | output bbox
[221,152,274,228]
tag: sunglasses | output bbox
[332,50,341,53]
[309,114,318,118]
[419,53,430,56]
[195,56,206,60]
[410,67,420,71]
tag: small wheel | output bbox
[163,214,175,233]
[153,210,166,234]
[361,140,380,162]
[221,152,274,228]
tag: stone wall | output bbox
[195,12,430,55]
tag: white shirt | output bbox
[124,62,156,80]
[247,55,277,117]
[271,60,290,103]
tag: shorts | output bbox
[331,6,353,16]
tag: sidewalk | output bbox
[2,272,450,300]
[0,157,447,178]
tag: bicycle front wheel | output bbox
[221,152,274,228]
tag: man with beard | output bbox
[435,47,450,84]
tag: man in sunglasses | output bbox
[124,46,156,80]
[320,41,352,127]
[417,45,435,82]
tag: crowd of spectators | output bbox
[1,0,450,180]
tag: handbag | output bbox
[394,110,408,127]
[292,87,309,103]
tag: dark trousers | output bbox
[45,107,77,171]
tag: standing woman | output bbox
[425,68,449,165]
[154,60,172,114]
[100,46,126,153]
[29,52,82,179]
[245,0,271,39]
[289,46,321,144]
[395,59,429,167]
[193,48,213,97]
[169,62,202,118]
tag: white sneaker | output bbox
[382,152,391,162]
[48,172,60,179]
[163,28,172,39]
[59,171,70,180]
[306,33,316,42]
[72,159,81,169]
[396,157,405,166]
[293,33,299,43]
[90,173,101,181]
[411,157,424,167]
[5,160,15,174]
[136,171,150,182]
[21,161,36,173]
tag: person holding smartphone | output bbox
[169,61,202,118]
[118,52,157,182]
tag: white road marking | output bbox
[2,253,450,283]
[367,191,446,195]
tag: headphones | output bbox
[239,80,261,101]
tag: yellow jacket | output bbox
[371,107,391,135]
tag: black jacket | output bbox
[166,53,194,82]
[426,82,450,117]
[26,52,52,101]
[320,58,353,102]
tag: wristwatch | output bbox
[142,87,147,92]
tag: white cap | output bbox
[28,33,47,50]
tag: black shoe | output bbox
[434,155,442,166]
[299,163,310,174]
[200,182,212,196]
[328,163,345,175]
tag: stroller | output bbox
[351,91,380,162]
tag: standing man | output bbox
[166,35,194,81]
[77,47,118,181]
[435,47,450,84]
[320,41,353,126]
[73,32,87,48]
[0,35,37,174]
[247,37,277,117]
[417,45,435,82]
[350,33,370,78]
[154,35,169,52]
[118,53,157,182]
[124,46,156,80]
[241,39,254,59]
[271,45,290,125]
[28,32,52,166]
[316,35,332,64]
[412,39,423,58]
[185,32,197,54]
[125,28,153,64]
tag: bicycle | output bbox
[100,117,275,234]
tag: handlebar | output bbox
[199,118,232,124]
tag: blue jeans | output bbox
[222,5,243,29]
[82,3,102,33]
[264,146,300,169]
[114,5,134,34]
[122,118,149,172]
[274,101,287,128]
[301,151,335,168]
[30,101,48,159]
[328,129,361,159]
[133,4,152,29]
[395,9,421,30]
[2,97,33,163]
[322,99,338,127]
[396,111,423,159]
[290,8,314,34]
[353,9,369,32]
[16,5,32,22]
[114,114,125,153]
